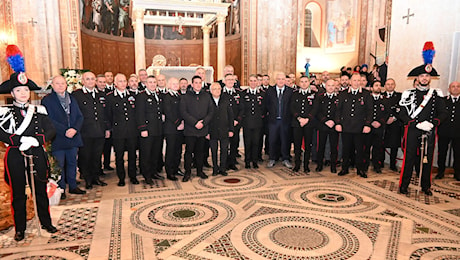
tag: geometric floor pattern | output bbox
[1,155,460,259]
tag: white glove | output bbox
[19,136,39,151]
[416,121,434,132]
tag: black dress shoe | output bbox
[338,170,349,176]
[292,166,300,172]
[375,168,382,174]
[331,167,337,173]
[228,165,238,171]
[130,178,140,184]
[41,225,58,233]
[304,167,310,173]
[316,166,323,172]
[14,231,25,241]
[104,166,114,171]
[61,192,66,200]
[245,163,251,169]
[198,172,209,179]
[253,162,259,168]
[176,170,185,176]
[399,187,408,194]
[69,187,86,195]
[220,170,228,176]
[85,183,93,190]
[423,189,433,196]
[145,178,154,185]
[167,175,178,181]
[358,170,368,178]
[93,179,108,186]
[434,173,444,179]
[152,173,165,180]
[117,180,125,187]
[182,174,191,182]
[212,170,219,176]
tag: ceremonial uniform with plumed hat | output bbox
[398,42,447,196]
[0,45,58,241]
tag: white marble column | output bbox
[133,8,146,71]
[216,14,227,80]
[202,25,211,67]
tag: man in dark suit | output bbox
[436,81,460,181]
[163,77,184,181]
[105,73,139,186]
[242,75,265,169]
[265,72,293,168]
[222,73,242,171]
[42,75,86,197]
[138,69,147,91]
[382,78,402,171]
[335,73,373,178]
[290,76,316,172]
[208,83,234,176]
[136,75,165,184]
[315,79,339,173]
[180,76,215,182]
[364,81,389,174]
[72,72,108,190]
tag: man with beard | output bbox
[398,42,447,195]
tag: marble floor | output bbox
[1,153,460,260]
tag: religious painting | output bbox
[325,0,357,53]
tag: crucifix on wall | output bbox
[28,18,38,27]
[402,8,414,24]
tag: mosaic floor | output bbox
[1,153,460,260]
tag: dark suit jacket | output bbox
[438,96,460,138]
[41,91,83,150]
[105,90,138,139]
[162,92,183,135]
[264,85,293,124]
[180,90,215,137]
[135,90,163,136]
[209,96,234,140]
[72,88,106,138]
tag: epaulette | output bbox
[433,88,444,97]
[401,89,415,99]
[0,106,11,116]
[35,104,48,115]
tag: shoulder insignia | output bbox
[433,88,444,97]
[35,104,48,115]
[0,106,11,116]
[401,89,413,99]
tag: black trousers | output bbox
[113,137,137,181]
[317,129,339,167]
[400,127,435,191]
[293,126,314,169]
[157,135,164,172]
[139,135,163,180]
[438,135,460,179]
[165,132,184,177]
[184,136,206,175]
[228,125,241,166]
[258,121,270,159]
[4,147,52,232]
[364,128,385,170]
[103,136,113,168]
[268,120,291,161]
[341,132,366,172]
[79,137,105,183]
[210,138,229,172]
[243,127,262,163]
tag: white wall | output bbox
[388,0,460,93]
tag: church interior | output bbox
[1,0,460,259]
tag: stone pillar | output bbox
[133,8,146,72]
[202,25,211,67]
[216,14,227,80]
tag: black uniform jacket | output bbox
[162,91,183,135]
[315,92,338,131]
[135,90,163,136]
[437,95,460,138]
[72,88,107,138]
[241,88,266,129]
[209,95,234,140]
[290,89,317,128]
[335,88,373,133]
[105,90,138,139]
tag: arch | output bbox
[304,1,322,48]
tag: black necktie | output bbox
[278,89,283,118]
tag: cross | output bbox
[28,18,37,27]
[402,8,414,24]
[175,16,185,33]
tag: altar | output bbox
[146,66,214,83]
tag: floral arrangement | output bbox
[46,69,89,93]
[44,142,62,182]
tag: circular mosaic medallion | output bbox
[131,201,232,238]
[198,173,267,189]
[230,213,372,259]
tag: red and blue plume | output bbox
[6,44,25,73]
[422,41,435,64]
